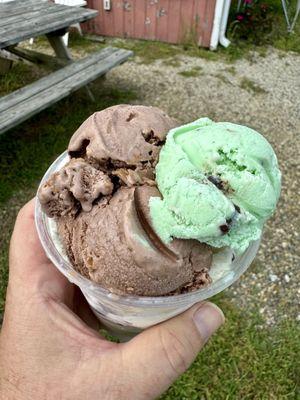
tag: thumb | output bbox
[121,302,224,400]
[9,198,73,304]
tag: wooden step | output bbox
[0,47,133,134]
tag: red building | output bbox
[86,0,231,49]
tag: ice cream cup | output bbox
[35,151,261,341]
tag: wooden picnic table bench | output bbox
[0,0,133,135]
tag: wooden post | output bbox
[0,57,12,75]
[0,49,14,75]
[46,31,94,101]
[46,31,72,61]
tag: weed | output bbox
[224,66,237,75]
[213,73,233,85]
[240,77,267,94]
[162,58,182,67]
[178,66,203,77]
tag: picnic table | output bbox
[0,0,133,134]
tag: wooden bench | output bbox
[0,46,133,135]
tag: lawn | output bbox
[0,1,299,398]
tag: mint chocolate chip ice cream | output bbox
[150,118,281,254]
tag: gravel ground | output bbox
[103,49,300,325]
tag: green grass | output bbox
[178,66,203,78]
[0,62,49,96]
[239,77,267,94]
[264,0,300,53]
[109,38,219,63]
[65,32,221,64]
[161,299,300,399]
[162,57,182,67]
[224,66,237,75]
[213,73,233,86]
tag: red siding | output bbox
[85,0,216,48]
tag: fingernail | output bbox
[193,302,225,343]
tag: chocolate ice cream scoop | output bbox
[39,158,113,217]
[58,185,212,296]
[38,105,213,296]
[68,104,178,166]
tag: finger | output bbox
[121,302,224,399]
[9,198,73,303]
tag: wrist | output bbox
[0,346,29,400]
[0,375,42,400]
[0,377,22,400]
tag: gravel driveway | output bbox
[103,49,300,325]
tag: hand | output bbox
[0,199,224,400]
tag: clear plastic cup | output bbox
[35,151,260,341]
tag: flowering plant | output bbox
[229,0,273,44]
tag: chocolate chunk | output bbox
[166,268,212,295]
[207,175,224,190]
[142,129,165,146]
[126,112,136,122]
[220,217,234,234]
[234,204,241,213]
[68,139,90,158]
[220,224,229,234]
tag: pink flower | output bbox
[244,0,252,4]
[237,14,244,21]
